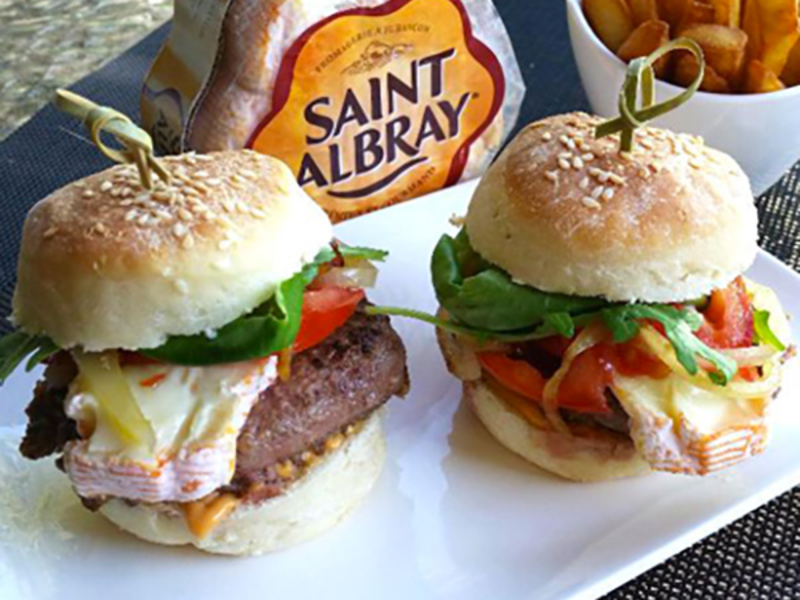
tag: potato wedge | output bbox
[680,24,748,82]
[678,1,717,31]
[618,20,672,77]
[708,0,741,27]
[781,38,800,86]
[657,0,691,28]
[743,59,787,92]
[742,0,763,65]
[584,0,636,52]
[673,52,732,91]
[629,0,660,23]
[754,0,800,75]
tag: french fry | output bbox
[673,52,732,91]
[618,20,672,77]
[709,0,741,27]
[657,0,691,29]
[741,0,763,65]
[680,24,748,82]
[629,0,660,24]
[743,59,787,92]
[754,0,800,75]
[781,38,800,86]
[584,0,636,52]
[678,1,717,31]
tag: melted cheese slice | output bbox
[63,354,277,503]
[610,279,791,475]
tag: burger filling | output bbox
[2,241,408,535]
[373,229,792,470]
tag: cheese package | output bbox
[141,0,525,221]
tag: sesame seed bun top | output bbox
[12,150,333,351]
[465,112,758,303]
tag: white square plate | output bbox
[2,181,799,600]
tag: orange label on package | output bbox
[248,0,504,220]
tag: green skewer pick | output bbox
[595,38,706,152]
[54,89,170,189]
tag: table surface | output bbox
[0,0,170,140]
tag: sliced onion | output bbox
[637,326,782,399]
[541,323,608,435]
[717,345,780,366]
[315,258,378,289]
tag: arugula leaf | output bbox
[383,229,739,385]
[313,242,389,266]
[753,310,786,351]
[142,272,306,365]
[600,304,737,384]
[142,242,388,366]
[0,330,59,385]
[431,231,605,331]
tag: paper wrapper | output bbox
[141,0,525,221]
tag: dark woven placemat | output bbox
[0,2,798,598]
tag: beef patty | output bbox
[20,307,408,503]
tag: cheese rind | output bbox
[63,356,277,502]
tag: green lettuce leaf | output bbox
[373,229,740,385]
[431,231,605,331]
[753,309,786,351]
[0,330,59,385]
[142,242,388,366]
[600,304,736,384]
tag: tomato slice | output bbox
[477,352,546,401]
[554,345,614,414]
[293,287,365,354]
[696,276,754,350]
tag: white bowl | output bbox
[566,0,800,195]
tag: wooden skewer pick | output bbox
[54,89,170,189]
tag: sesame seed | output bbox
[591,185,604,199]
[689,158,703,169]
[174,279,189,294]
[240,169,257,180]
[125,209,139,221]
[43,226,58,239]
[153,190,171,202]
[579,177,589,190]
[602,188,615,201]
[545,171,559,183]
[582,196,602,209]
[558,158,571,170]
[137,214,150,226]
[218,239,234,251]
[588,167,602,177]
[582,153,595,162]
[82,190,95,199]
[251,208,267,219]
[99,181,113,192]
[178,208,193,221]
[559,152,572,160]
[620,152,634,162]
[572,156,585,169]
[541,132,553,141]
[598,171,610,183]
[173,223,188,238]
[206,178,222,187]
[194,170,210,179]
[182,235,195,249]
[608,173,626,185]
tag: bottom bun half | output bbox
[437,325,650,482]
[463,380,651,482]
[100,411,386,556]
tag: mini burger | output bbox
[0,150,407,555]
[373,112,792,481]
